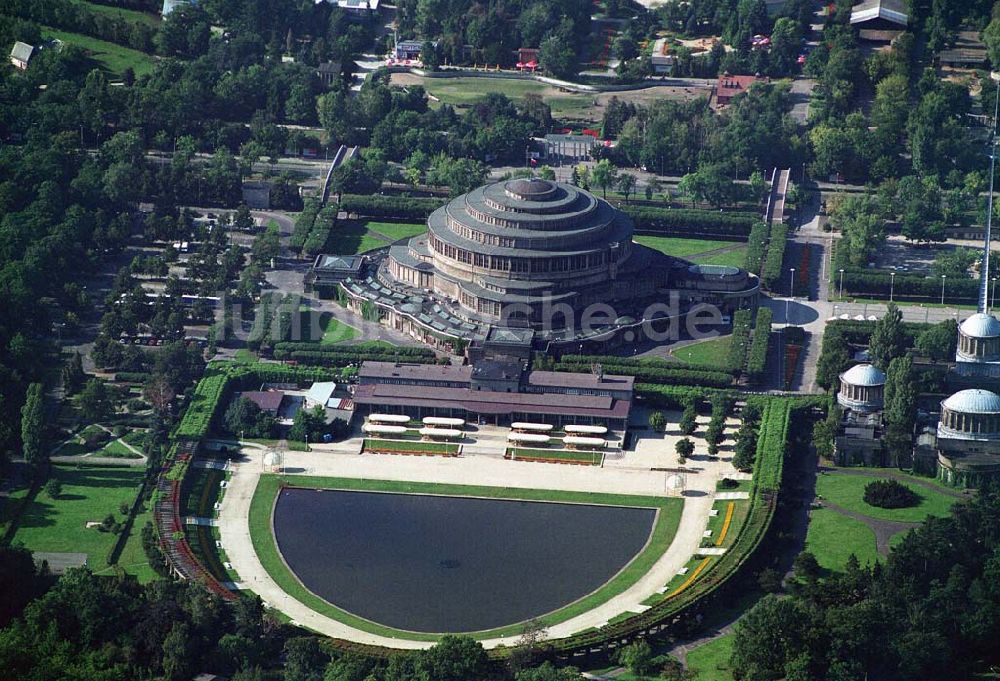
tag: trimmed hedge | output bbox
[622,206,758,238]
[744,220,769,274]
[726,309,753,377]
[761,222,788,290]
[303,206,337,256]
[746,307,773,385]
[553,355,735,387]
[290,200,320,252]
[837,268,978,304]
[339,194,447,221]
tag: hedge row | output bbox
[274,341,437,359]
[303,206,337,256]
[635,383,737,408]
[273,347,444,366]
[746,307,773,384]
[761,222,788,290]
[744,221,769,274]
[726,309,753,376]
[339,194,447,221]
[174,371,229,439]
[290,200,320,252]
[838,268,979,304]
[622,206,758,238]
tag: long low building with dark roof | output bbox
[338,178,759,353]
[353,360,633,429]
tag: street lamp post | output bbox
[838,268,845,299]
[993,277,998,313]
[889,271,896,303]
[787,268,795,326]
[941,275,947,305]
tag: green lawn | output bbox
[672,336,732,367]
[96,439,142,459]
[687,634,736,681]
[95,502,158,583]
[804,507,878,571]
[634,235,741,259]
[364,221,427,242]
[71,0,160,26]
[815,473,958,523]
[249,475,682,641]
[693,246,749,268]
[41,27,156,77]
[364,439,459,454]
[417,76,595,119]
[328,222,391,254]
[11,466,145,566]
[508,447,604,464]
[320,314,359,345]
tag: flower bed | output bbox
[797,244,810,291]
[783,343,801,390]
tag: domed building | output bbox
[834,363,887,466]
[339,179,760,352]
[954,312,1000,380]
[936,388,1000,487]
[837,363,886,413]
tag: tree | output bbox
[539,34,577,80]
[590,159,618,199]
[79,379,113,423]
[883,355,916,453]
[678,164,733,208]
[44,479,62,499]
[915,319,957,361]
[21,383,46,471]
[649,411,666,432]
[252,224,280,266]
[415,635,492,681]
[616,173,637,203]
[537,166,556,181]
[675,438,694,460]
[282,636,326,681]
[616,639,654,677]
[868,303,905,370]
[62,352,86,396]
[234,203,254,232]
[731,595,810,680]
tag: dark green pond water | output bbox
[273,488,656,633]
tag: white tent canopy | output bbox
[564,424,608,435]
[419,428,462,439]
[507,432,551,444]
[422,416,465,427]
[362,424,408,434]
[511,422,554,432]
[563,436,606,447]
[368,414,411,423]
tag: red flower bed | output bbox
[796,244,810,292]
[784,344,802,389]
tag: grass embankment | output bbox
[10,465,145,565]
[804,507,878,571]
[672,336,733,367]
[40,27,156,77]
[815,473,957,523]
[363,221,427,242]
[634,235,748,268]
[248,475,682,641]
[320,315,359,345]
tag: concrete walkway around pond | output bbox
[216,424,743,649]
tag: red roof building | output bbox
[715,74,765,106]
[237,391,285,414]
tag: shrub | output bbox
[44,479,62,499]
[675,438,694,458]
[863,479,919,509]
[719,477,739,489]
